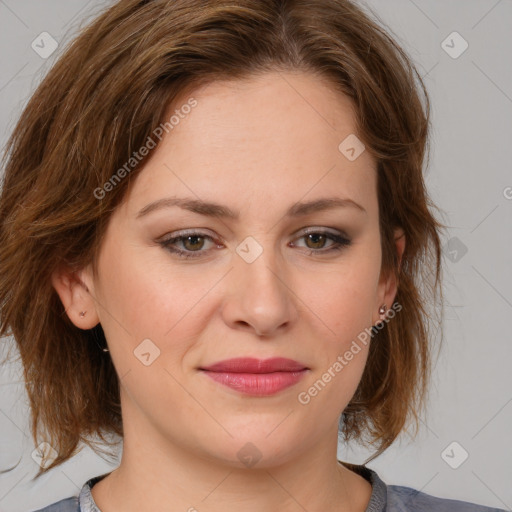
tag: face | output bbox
[54,70,403,469]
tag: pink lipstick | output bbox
[199,357,308,396]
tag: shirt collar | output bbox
[79,463,387,512]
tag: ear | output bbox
[373,227,405,325]
[51,264,100,330]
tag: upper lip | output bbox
[199,357,308,373]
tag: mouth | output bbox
[199,357,309,396]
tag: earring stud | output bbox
[79,311,86,318]
[378,304,387,317]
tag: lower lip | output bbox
[201,370,308,395]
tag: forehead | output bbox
[121,70,377,220]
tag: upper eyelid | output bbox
[163,226,347,241]
[160,229,350,254]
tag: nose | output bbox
[220,245,299,337]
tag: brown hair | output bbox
[0,0,446,478]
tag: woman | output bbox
[0,1,506,511]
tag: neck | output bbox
[91,397,372,512]
[92,438,371,512]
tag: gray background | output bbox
[0,1,511,511]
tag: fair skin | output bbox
[52,70,405,512]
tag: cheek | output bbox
[298,256,380,347]
[94,239,217,368]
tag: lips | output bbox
[199,357,309,396]
[199,357,307,373]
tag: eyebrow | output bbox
[136,196,367,220]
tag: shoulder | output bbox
[340,462,508,512]
[387,484,508,512]
[31,496,79,512]
[31,472,110,512]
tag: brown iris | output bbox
[304,233,328,250]
[182,235,205,251]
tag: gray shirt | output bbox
[32,464,508,512]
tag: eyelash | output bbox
[158,229,352,259]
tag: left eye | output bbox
[292,232,349,251]
[159,233,217,257]
[159,230,351,259]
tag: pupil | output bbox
[307,233,325,249]
[184,236,203,251]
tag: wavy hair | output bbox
[0,0,446,478]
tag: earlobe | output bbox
[50,265,100,329]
